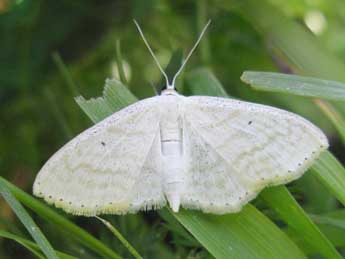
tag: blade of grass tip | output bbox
[314,99,345,144]
[115,40,128,85]
[52,52,79,97]
[0,178,59,259]
[187,68,340,258]
[0,230,78,259]
[241,71,345,101]
[1,177,123,259]
[75,79,137,123]
[95,217,143,259]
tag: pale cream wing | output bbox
[33,97,165,216]
[180,96,328,214]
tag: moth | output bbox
[33,21,328,216]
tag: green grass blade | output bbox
[44,88,73,140]
[115,40,129,85]
[241,71,345,101]
[0,230,78,259]
[76,72,307,258]
[186,68,340,258]
[52,52,80,97]
[75,78,137,123]
[185,68,228,97]
[311,151,345,206]
[308,209,345,250]
[310,211,345,230]
[96,217,143,259]
[260,186,342,259]
[231,0,345,82]
[0,176,123,259]
[314,99,345,144]
[0,178,59,259]
[0,230,46,259]
[175,206,306,259]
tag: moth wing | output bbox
[33,97,165,216]
[181,96,328,214]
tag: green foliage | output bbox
[2,0,345,258]
[0,178,58,259]
[241,71,345,101]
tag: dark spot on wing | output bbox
[101,142,106,146]
[248,121,252,125]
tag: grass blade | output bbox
[310,211,345,229]
[175,206,306,259]
[311,151,345,206]
[115,40,129,85]
[260,186,342,259]
[0,230,45,259]
[0,230,78,259]
[96,217,143,259]
[231,0,345,82]
[307,209,345,250]
[314,99,345,144]
[0,178,59,259]
[241,71,345,101]
[52,52,79,97]
[185,67,228,97]
[75,78,137,123]
[0,176,123,259]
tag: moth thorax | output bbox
[160,116,183,157]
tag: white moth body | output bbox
[160,91,185,212]
[33,89,328,216]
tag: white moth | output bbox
[33,21,328,216]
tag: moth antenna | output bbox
[171,19,211,88]
[133,19,170,89]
